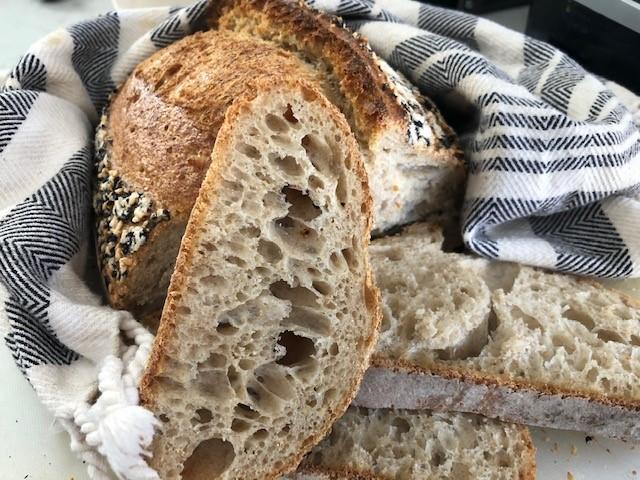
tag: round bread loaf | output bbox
[96,4,464,318]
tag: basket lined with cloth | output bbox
[0,0,639,478]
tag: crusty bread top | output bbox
[211,0,461,159]
[108,30,320,220]
[98,4,464,308]
[97,30,321,294]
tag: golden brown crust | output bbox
[140,78,381,479]
[212,0,462,161]
[370,354,640,411]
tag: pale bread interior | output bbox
[144,84,376,480]
[371,223,640,401]
[291,407,533,480]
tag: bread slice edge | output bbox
[355,359,640,442]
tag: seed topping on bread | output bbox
[94,115,170,283]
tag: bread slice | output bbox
[354,223,640,441]
[95,14,465,318]
[139,79,380,479]
[212,0,465,234]
[287,407,536,480]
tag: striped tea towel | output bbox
[0,0,639,478]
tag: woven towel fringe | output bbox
[73,317,159,480]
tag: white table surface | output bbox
[1,1,639,479]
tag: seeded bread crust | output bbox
[139,78,381,479]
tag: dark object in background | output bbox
[420,0,460,7]
[421,0,530,13]
[459,0,529,13]
[527,0,640,93]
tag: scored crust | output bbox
[139,78,381,479]
[210,0,406,146]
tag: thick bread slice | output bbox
[287,407,536,480]
[139,80,380,479]
[354,223,640,441]
[213,0,465,233]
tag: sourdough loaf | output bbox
[95,4,464,317]
[288,407,536,480]
[355,223,640,441]
[139,79,380,479]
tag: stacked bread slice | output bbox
[357,223,640,441]
[288,407,536,480]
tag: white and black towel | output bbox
[0,0,638,478]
